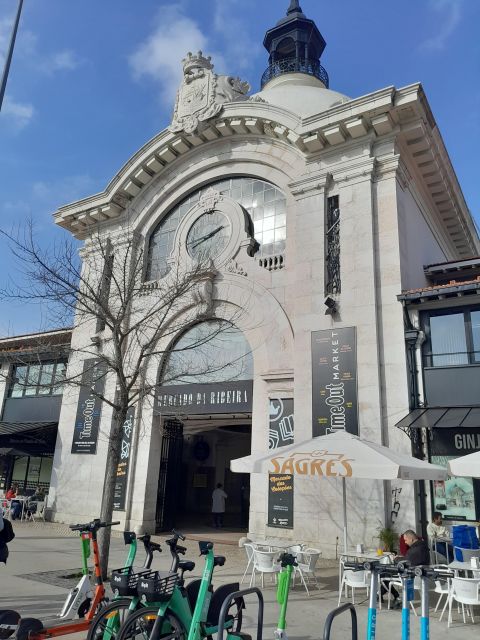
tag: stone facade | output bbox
[48,37,478,554]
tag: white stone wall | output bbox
[48,84,478,555]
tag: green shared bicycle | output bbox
[113,537,246,640]
[86,532,162,640]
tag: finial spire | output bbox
[287,0,302,14]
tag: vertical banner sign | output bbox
[71,359,107,454]
[311,327,358,437]
[269,398,294,449]
[113,407,135,511]
[268,474,294,529]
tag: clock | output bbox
[186,211,230,260]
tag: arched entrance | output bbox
[154,321,253,532]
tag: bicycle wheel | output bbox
[87,598,141,640]
[116,606,186,640]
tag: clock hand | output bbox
[190,225,224,249]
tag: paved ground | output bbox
[1,523,479,640]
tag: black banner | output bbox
[71,359,107,454]
[113,407,135,511]
[268,473,293,529]
[312,327,358,437]
[430,428,480,456]
[269,398,294,449]
[155,380,253,415]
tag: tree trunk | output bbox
[98,404,128,579]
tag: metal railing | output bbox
[261,57,329,88]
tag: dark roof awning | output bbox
[396,407,480,431]
[0,422,58,454]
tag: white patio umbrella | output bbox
[448,451,480,478]
[231,430,447,552]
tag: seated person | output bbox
[381,529,430,607]
[27,487,45,516]
[427,512,453,560]
[5,484,22,520]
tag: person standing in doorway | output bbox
[212,483,228,528]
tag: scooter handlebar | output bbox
[69,519,120,532]
[172,528,186,541]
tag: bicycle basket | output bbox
[136,571,178,602]
[111,567,151,597]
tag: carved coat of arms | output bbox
[170,51,250,135]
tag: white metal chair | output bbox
[447,577,480,626]
[338,569,370,606]
[249,549,281,588]
[29,500,46,522]
[431,564,454,619]
[240,542,255,584]
[385,574,421,615]
[293,548,321,596]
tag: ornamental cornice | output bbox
[289,172,332,199]
[331,157,376,185]
[52,81,478,257]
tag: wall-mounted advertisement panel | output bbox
[71,359,107,454]
[113,407,135,511]
[269,398,294,450]
[311,328,358,437]
[268,473,293,529]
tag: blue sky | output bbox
[0,0,479,335]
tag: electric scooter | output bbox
[274,553,297,640]
[0,519,120,640]
[59,524,136,620]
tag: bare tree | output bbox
[0,221,249,576]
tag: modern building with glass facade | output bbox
[36,3,480,552]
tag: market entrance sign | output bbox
[155,380,252,415]
[311,327,358,437]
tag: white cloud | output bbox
[0,16,81,75]
[421,0,463,51]
[0,96,35,131]
[213,0,261,71]
[32,175,96,208]
[129,4,221,106]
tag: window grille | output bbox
[325,195,340,295]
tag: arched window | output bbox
[161,320,253,386]
[146,177,286,280]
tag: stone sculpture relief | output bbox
[170,51,250,135]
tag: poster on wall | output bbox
[113,407,135,511]
[311,327,358,437]
[71,359,107,454]
[269,398,294,449]
[429,428,479,521]
[268,473,293,529]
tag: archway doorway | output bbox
[154,321,253,533]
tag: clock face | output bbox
[186,212,230,260]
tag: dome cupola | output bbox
[261,1,329,89]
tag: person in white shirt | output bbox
[212,483,228,528]
[427,511,453,559]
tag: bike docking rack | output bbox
[323,603,358,640]
[217,587,264,640]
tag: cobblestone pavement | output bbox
[1,523,478,640]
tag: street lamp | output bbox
[0,0,24,112]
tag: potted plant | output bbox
[377,523,397,553]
